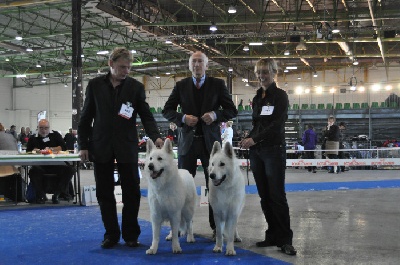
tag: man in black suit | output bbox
[78,47,163,249]
[162,50,238,239]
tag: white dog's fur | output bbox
[208,141,245,256]
[144,138,196,254]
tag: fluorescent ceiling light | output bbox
[81,54,85,58]
[36,62,41,68]
[243,45,249,51]
[26,47,33,52]
[210,22,217,32]
[353,60,359,65]
[245,83,249,86]
[228,6,236,14]
[249,42,263,46]
[16,74,26,78]
[131,50,137,54]
[284,50,290,55]
[165,40,172,44]
[96,50,109,55]
[284,69,289,73]
[152,57,158,62]
[313,73,318,77]
[286,66,297,70]
[228,67,233,72]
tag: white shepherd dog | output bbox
[208,141,245,256]
[144,138,196,254]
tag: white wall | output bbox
[1,66,400,135]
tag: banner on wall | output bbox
[37,111,46,122]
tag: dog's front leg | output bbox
[170,215,182,254]
[224,218,237,256]
[212,217,223,253]
[146,220,161,255]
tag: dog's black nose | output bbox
[148,163,154,170]
[209,173,216,180]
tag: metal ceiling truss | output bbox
[0,0,399,88]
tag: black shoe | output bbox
[328,171,334,173]
[101,239,118,249]
[52,194,60,204]
[256,237,277,247]
[281,244,297,255]
[312,170,317,173]
[125,241,140,247]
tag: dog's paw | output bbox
[165,232,172,241]
[187,235,196,243]
[225,249,237,256]
[212,246,223,253]
[146,248,157,255]
[172,246,182,254]
[234,236,242,242]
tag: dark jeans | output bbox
[29,165,74,199]
[180,137,215,230]
[94,161,141,243]
[303,149,316,171]
[249,144,293,245]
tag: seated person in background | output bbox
[26,119,74,204]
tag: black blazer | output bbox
[162,76,237,155]
[78,74,160,163]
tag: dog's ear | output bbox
[223,141,234,159]
[163,138,173,154]
[146,139,155,155]
[211,141,221,156]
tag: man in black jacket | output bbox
[162,50,237,239]
[78,47,163,249]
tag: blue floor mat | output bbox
[0,207,290,265]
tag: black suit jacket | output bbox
[162,76,237,155]
[78,74,160,163]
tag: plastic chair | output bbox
[310,104,316,110]
[326,103,333,109]
[390,102,398,108]
[344,103,351,109]
[371,102,379,108]
[238,105,244,111]
[361,102,369,108]
[353,103,360,109]
[301,104,309,110]
[335,103,343,109]
[380,102,388,108]
[149,107,156,113]
[292,104,299,110]
[317,104,325,109]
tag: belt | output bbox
[193,135,203,138]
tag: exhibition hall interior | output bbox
[0,1,399,265]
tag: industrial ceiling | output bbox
[0,0,400,87]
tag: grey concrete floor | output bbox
[4,167,398,264]
[77,167,400,265]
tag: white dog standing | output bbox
[144,138,196,254]
[208,141,245,256]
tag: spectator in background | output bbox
[26,119,74,204]
[323,116,340,173]
[221,120,234,146]
[26,127,33,138]
[18,127,28,146]
[302,124,318,173]
[8,125,18,140]
[338,122,347,173]
[64,128,77,151]
[0,123,17,150]
[167,122,179,146]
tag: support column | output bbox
[71,0,83,129]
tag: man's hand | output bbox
[239,138,255,149]
[201,112,215,125]
[79,150,89,161]
[185,115,199,127]
[154,138,164,148]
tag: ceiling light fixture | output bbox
[26,47,33,52]
[284,69,289,73]
[15,32,23,41]
[249,42,263,46]
[81,54,85,58]
[295,42,307,51]
[96,50,109,55]
[152,57,158,62]
[286,66,298,70]
[243,45,249,52]
[228,5,237,14]
[284,50,290,55]
[16,74,26,78]
[228,67,233,72]
[353,59,359,65]
[209,22,217,32]
[36,62,41,68]
[131,50,137,54]
[332,22,340,34]
[245,83,249,87]
[165,40,172,44]
[313,72,318,77]
[64,83,68,88]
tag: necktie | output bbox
[196,79,201,89]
